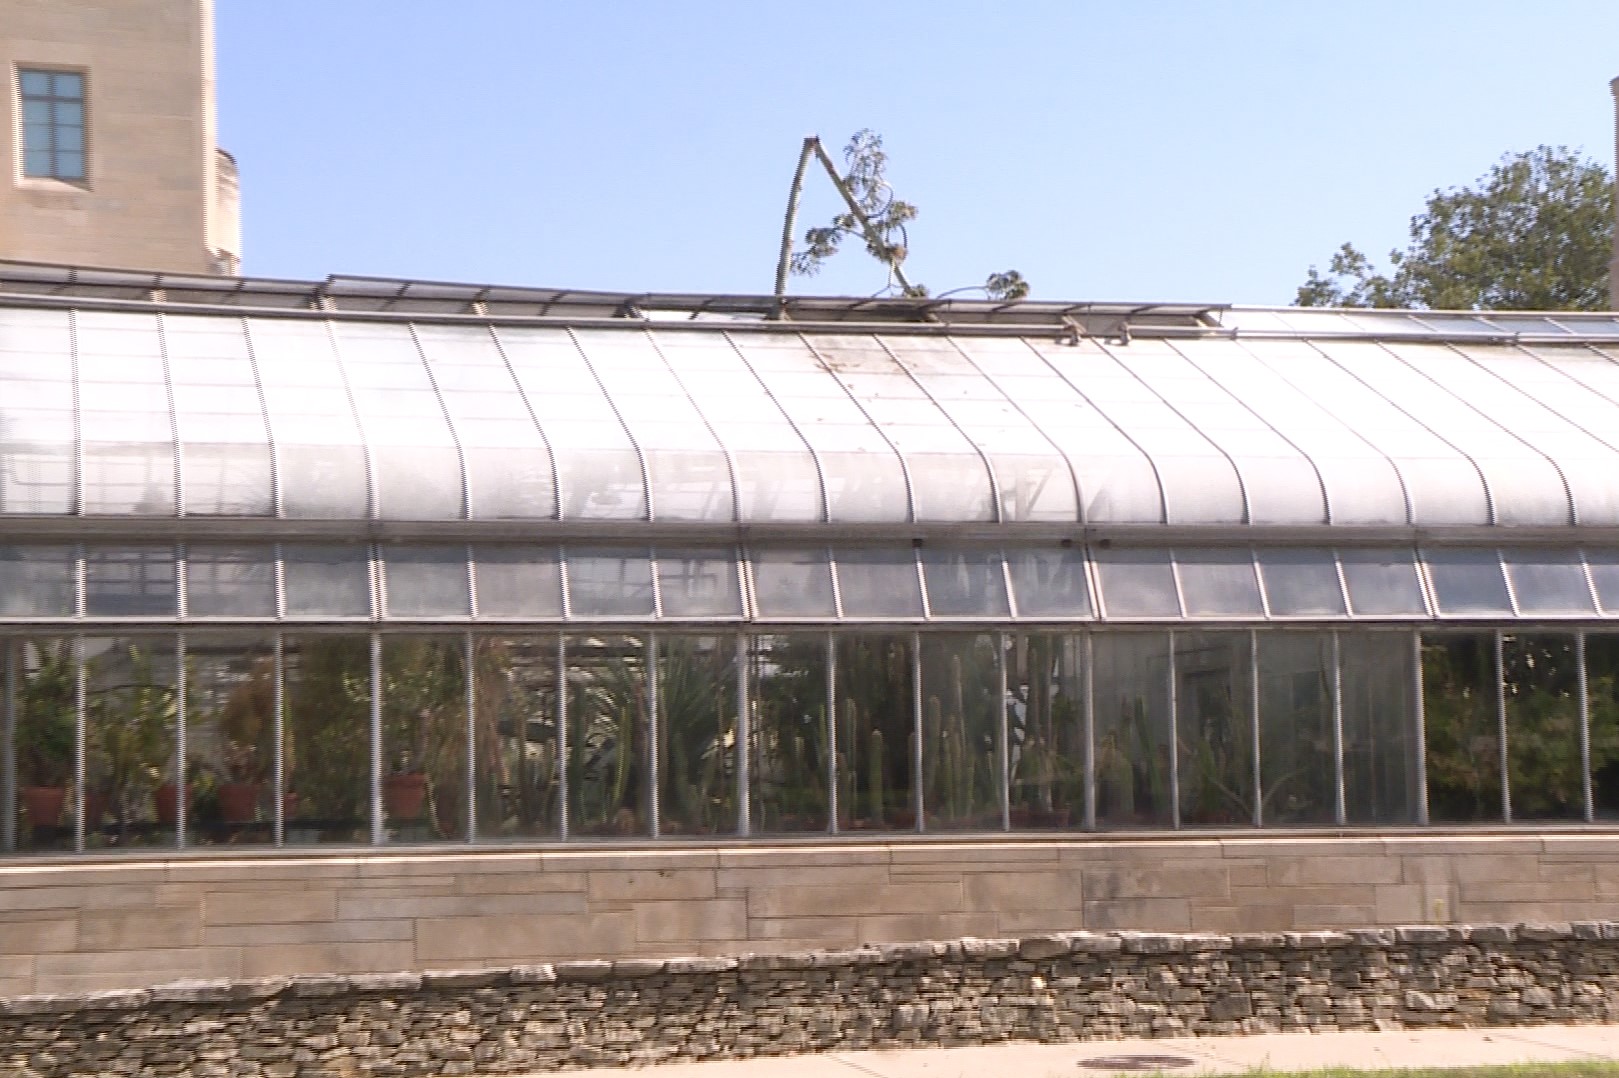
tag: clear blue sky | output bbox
[217,1,1619,306]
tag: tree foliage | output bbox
[1296,146,1612,311]
[789,129,1029,301]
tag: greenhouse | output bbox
[6,261,1619,859]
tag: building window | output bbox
[18,69,85,181]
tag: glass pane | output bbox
[19,71,51,96]
[920,634,1000,830]
[656,549,742,618]
[1427,549,1511,615]
[1342,632,1419,824]
[1258,550,1345,617]
[380,636,467,842]
[283,635,371,843]
[85,545,176,617]
[1007,547,1091,618]
[9,638,77,853]
[383,545,470,618]
[834,634,915,832]
[474,635,561,840]
[656,635,737,836]
[1007,633,1084,829]
[1257,633,1336,825]
[54,100,82,125]
[566,547,654,617]
[283,545,371,617]
[1502,634,1582,822]
[1504,550,1594,615]
[1341,548,1427,616]
[1096,549,1180,618]
[1587,634,1619,821]
[186,634,276,844]
[22,99,49,124]
[85,636,178,850]
[567,634,648,837]
[0,546,74,616]
[1175,632,1254,826]
[52,72,83,98]
[1423,633,1502,823]
[54,152,83,180]
[1093,633,1173,828]
[1589,551,1619,614]
[922,548,1010,618]
[749,634,830,834]
[24,126,51,152]
[1177,550,1263,618]
[23,150,51,177]
[473,546,562,618]
[186,545,275,617]
[836,548,923,618]
[750,548,834,618]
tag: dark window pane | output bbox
[1427,549,1511,615]
[1587,634,1619,822]
[566,634,648,837]
[1258,549,1345,616]
[1093,632,1173,827]
[85,636,178,849]
[1342,632,1419,824]
[1096,549,1179,618]
[10,638,78,852]
[656,635,738,836]
[1423,633,1502,823]
[283,635,371,844]
[1503,633,1582,822]
[1257,632,1336,825]
[1341,548,1426,616]
[1504,550,1594,615]
[1175,631,1254,826]
[920,633,1001,830]
[1177,549,1263,617]
[1007,547,1091,618]
[922,547,1009,617]
[186,633,277,843]
[85,545,176,616]
[474,634,561,840]
[835,634,915,832]
[566,547,653,617]
[380,636,467,842]
[1007,632,1084,830]
[749,634,831,834]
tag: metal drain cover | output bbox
[1078,1055,1196,1071]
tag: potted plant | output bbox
[89,644,175,841]
[15,640,76,831]
[380,638,464,831]
[214,656,274,823]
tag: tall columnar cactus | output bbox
[868,728,885,825]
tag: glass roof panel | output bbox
[283,543,372,617]
[0,308,75,514]
[921,546,1010,617]
[0,545,74,616]
[1502,549,1595,615]
[1007,546,1092,618]
[750,547,835,618]
[566,546,654,617]
[186,544,275,617]
[836,546,924,618]
[1585,550,1619,616]
[1176,548,1263,617]
[656,547,743,618]
[1426,548,1512,615]
[1339,548,1427,616]
[1095,548,1180,618]
[473,545,562,618]
[1257,548,1346,616]
[76,311,175,516]
[384,544,471,617]
[85,544,176,616]
[164,316,274,517]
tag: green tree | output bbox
[779,130,1029,301]
[1296,145,1612,310]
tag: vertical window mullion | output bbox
[1250,629,1261,828]
[464,631,476,844]
[273,632,285,847]
[369,632,383,845]
[175,633,187,849]
[1332,631,1346,827]
[911,631,923,833]
[73,634,86,853]
[1168,630,1180,829]
[647,633,659,839]
[556,636,569,840]
[1496,630,1510,824]
[826,632,838,835]
[1082,631,1096,832]
[1579,630,1593,824]
[735,633,750,838]
[997,632,1010,832]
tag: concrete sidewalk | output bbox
[559,1023,1619,1077]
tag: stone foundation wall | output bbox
[5,923,1619,1077]
[3,833,1619,996]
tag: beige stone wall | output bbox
[0,0,229,274]
[0,833,1616,996]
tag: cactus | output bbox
[868,728,885,825]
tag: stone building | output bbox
[1,0,238,274]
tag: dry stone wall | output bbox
[4,922,1619,1077]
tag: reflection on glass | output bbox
[566,548,654,617]
[750,548,835,618]
[1423,633,1502,822]
[1341,632,1417,824]
[186,546,276,617]
[1503,634,1582,821]
[85,636,178,849]
[383,545,471,618]
[1007,547,1091,618]
[8,638,76,853]
[1096,549,1179,618]
[656,550,742,618]
[920,634,1000,830]
[1588,552,1619,615]
[1340,549,1427,616]
[1092,633,1172,828]
[1177,551,1263,618]
[380,636,467,842]
[0,547,74,617]
[567,634,647,837]
[473,635,560,840]
[474,546,562,618]
[85,546,176,617]
[284,546,372,617]
[1007,632,1083,830]
[922,548,1010,618]
[1258,550,1345,616]
[656,636,737,836]
[1504,551,1595,615]
[186,634,276,843]
[1427,549,1511,615]
[749,634,830,834]
[1175,632,1254,826]
[1257,633,1335,825]
[283,635,370,844]
[1586,634,1619,821]
[836,548,924,618]
[835,634,915,831]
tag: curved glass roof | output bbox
[11,267,1619,529]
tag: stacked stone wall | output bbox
[4,922,1619,1077]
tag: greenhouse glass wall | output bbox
[7,264,1619,857]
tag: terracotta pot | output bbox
[19,785,66,828]
[217,781,262,823]
[383,772,428,821]
[153,782,192,826]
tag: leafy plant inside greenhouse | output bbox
[657,637,735,836]
[569,637,646,836]
[749,636,830,833]
[285,637,371,838]
[87,643,176,843]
